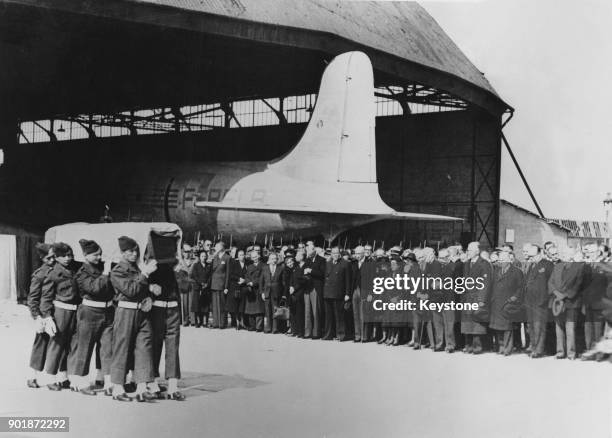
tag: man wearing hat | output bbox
[40,242,81,390]
[70,239,114,395]
[109,236,158,401]
[26,243,55,388]
[523,245,553,358]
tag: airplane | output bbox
[111,51,461,244]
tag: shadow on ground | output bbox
[173,372,267,398]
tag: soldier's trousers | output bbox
[352,287,363,341]
[180,292,190,325]
[526,306,547,355]
[29,332,50,372]
[210,290,226,328]
[45,308,77,375]
[111,307,154,385]
[69,305,114,376]
[584,307,604,350]
[151,306,181,380]
[323,299,346,340]
[304,289,320,338]
[432,309,456,350]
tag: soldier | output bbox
[209,242,231,329]
[40,242,81,391]
[460,242,493,354]
[548,247,585,360]
[260,252,285,334]
[489,248,524,355]
[148,262,186,401]
[244,249,265,331]
[523,245,553,358]
[26,243,55,388]
[70,239,114,395]
[109,236,158,402]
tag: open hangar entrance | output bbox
[0,0,511,256]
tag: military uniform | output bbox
[27,263,54,373]
[40,260,81,376]
[109,259,154,385]
[149,265,181,381]
[71,261,114,377]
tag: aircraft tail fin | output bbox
[269,51,376,184]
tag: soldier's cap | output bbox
[284,250,296,259]
[52,242,72,257]
[35,242,52,259]
[79,239,101,256]
[118,236,139,252]
[341,250,350,257]
[390,255,401,262]
[324,248,332,256]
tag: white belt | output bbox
[153,300,179,308]
[53,300,78,311]
[117,301,143,310]
[82,299,114,308]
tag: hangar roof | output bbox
[0,0,510,122]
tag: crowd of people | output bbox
[25,235,612,404]
[177,238,612,360]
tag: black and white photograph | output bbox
[0,0,611,437]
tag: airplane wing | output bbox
[195,201,461,221]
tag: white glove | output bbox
[43,317,57,337]
[34,316,45,333]
[149,284,162,297]
[140,297,153,313]
[142,260,158,277]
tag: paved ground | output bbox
[1,301,611,438]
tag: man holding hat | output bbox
[109,235,158,401]
[71,239,114,395]
[40,242,81,390]
[523,245,553,358]
[26,243,55,388]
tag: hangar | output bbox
[0,0,514,255]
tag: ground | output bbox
[0,301,610,438]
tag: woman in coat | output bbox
[244,250,265,331]
[189,250,211,328]
[227,249,249,330]
[489,250,524,355]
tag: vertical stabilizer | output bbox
[269,52,377,184]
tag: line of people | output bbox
[26,237,185,402]
[176,238,612,361]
